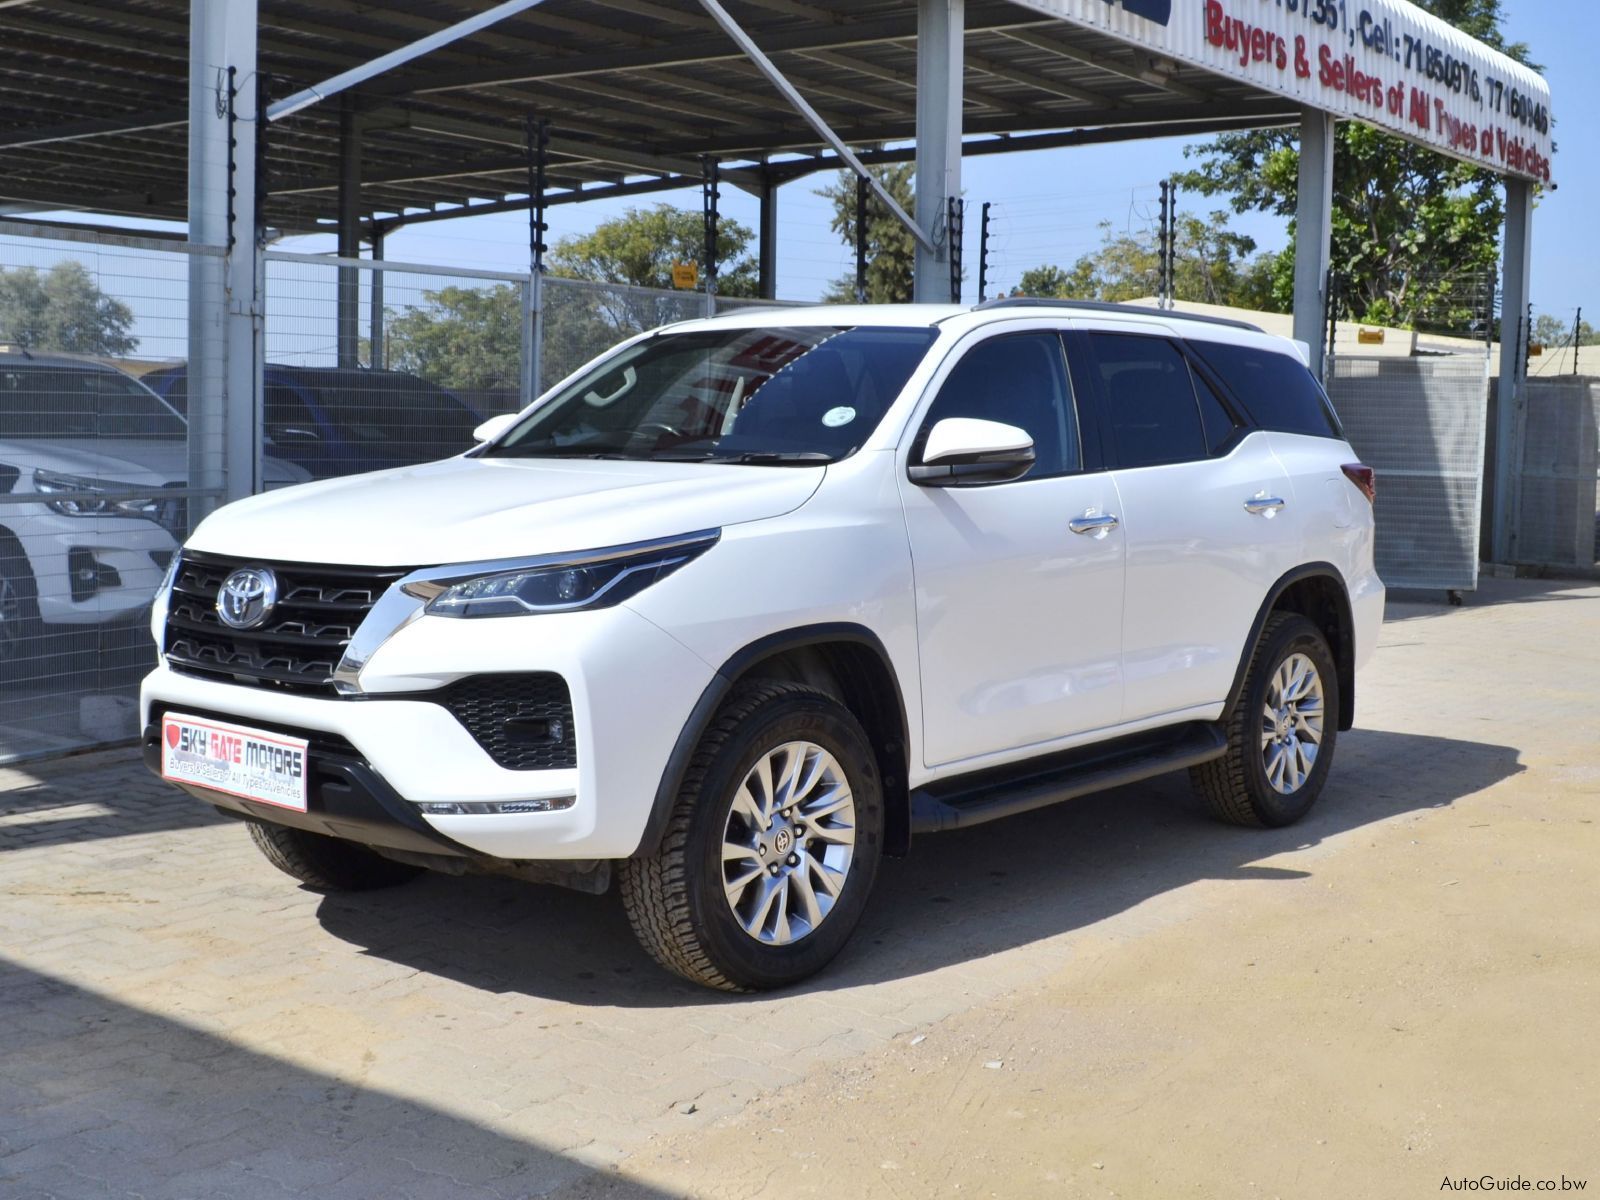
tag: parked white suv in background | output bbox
[0,352,307,677]
[142,301,1384,991]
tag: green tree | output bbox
[382,205,759,392]
[549,203,757,298]
[1176,0,1536,330]
[384,284,522,391]
[1532,313,1599,348]
[1016,213,1276,309]
[818,165,918,304]
[0,261,136,356]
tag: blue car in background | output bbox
[143,365,485,481]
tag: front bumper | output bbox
[140,714,477,859]
[140,602,717,860]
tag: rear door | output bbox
[1069,327,1300,722]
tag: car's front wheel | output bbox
[621,681,884,991]
[246,822,424,892]
[1191,612,1339,828]
[0,534,43,684]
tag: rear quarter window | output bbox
[1190,341,1343,439]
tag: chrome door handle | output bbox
[1244,496,1286,515]
[1069,514,1120,536]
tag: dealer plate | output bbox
[160,713,310,813]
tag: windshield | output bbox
[487,325,938,464]
[0,364,187,439]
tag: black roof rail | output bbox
[972,297,1265,333]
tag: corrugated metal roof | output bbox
[0,0,1297,231]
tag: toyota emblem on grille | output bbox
[216,567,278,630]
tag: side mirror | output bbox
[908,417,1036,487]
[473,413,518,443]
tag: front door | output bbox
[898,330,1125,769]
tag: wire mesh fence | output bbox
[1512,378,1600,570]
[0,223,211,761]
[260,252,529,476]
[1328,355,1491,593]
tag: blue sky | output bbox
[326,0,1591,323]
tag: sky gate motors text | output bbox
[176,725,304,779]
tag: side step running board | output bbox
[910,721,1228,834]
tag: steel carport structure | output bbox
[0,0,1554,560]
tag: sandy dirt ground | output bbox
[556,582,1600,1200]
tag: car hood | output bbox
[185,454,826,566]
[0,438,309,488]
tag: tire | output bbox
[0,534,43,684]
[1191,612,1340,828]
[620,680,885,992]
[246,821,424,892]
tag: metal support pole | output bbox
[188,0,260,516]
[914,0,963,302]
[369,228,384,369]
[947,196,964,304]
[337,95,361,370]
[702,157,720,317]
[1573,307,1583,377]
[1158,180,1171,308]
[1326,268,1340,369]
[758,170,778,301]
[695,0,930,254]
[1492,178,1535,564]
[525,115,548,403]
[978,201,990,303]
[1293,108,1335,379]
[855,173,869,304]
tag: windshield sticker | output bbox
[822,406,856,428]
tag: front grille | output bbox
[165,551,408,695]
[438,674,577,771]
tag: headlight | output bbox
[150,551,182,644]
[413,530,718,619]
[33,469,161,519]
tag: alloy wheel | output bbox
[1260,651,1325,795]
[721,740,856,945]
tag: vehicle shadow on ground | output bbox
[313,727,1523,1008]
[0,750,230,852]
[0,956,674,1200]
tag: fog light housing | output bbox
[67,548,122,602]
[416,796,576,816]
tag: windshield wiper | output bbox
[492,443,644,460]
[652,449,834,465]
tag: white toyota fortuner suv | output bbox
[142,300,1384,991]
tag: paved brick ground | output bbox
[2,579,1596,1199]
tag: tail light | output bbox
[1342,464,1376,504]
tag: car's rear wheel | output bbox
[620,681,884,992]
[1191,612,1339,828]
[246,821,424,892]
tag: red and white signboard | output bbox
[1009,0,1554,182]
[161,713,310,813]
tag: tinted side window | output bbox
[1190,341,1342,438]
[919,333,1079,478]
[1085,334,1207,468]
